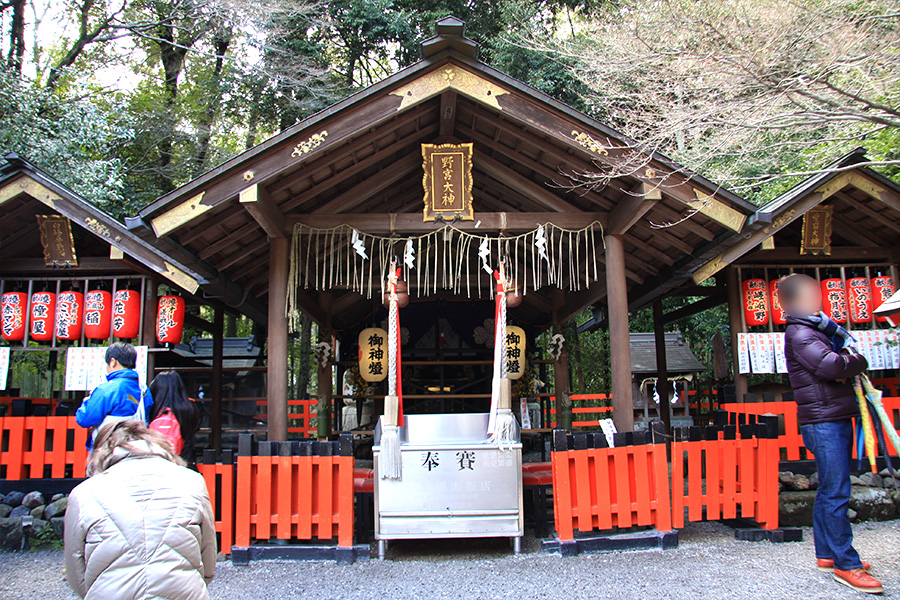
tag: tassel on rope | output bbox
[379,262,404,480]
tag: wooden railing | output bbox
[550,426,672,541]
[720,396,900,461]
[670,417,780,530]
[0,414,88,480]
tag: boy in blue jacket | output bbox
[75,342,153,449]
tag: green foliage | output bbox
[0,69,131,216]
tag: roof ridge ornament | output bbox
[421,16,478,59]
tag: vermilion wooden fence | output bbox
[720,396,900,460]
[232,435,355,549]
[670,417,780,530]
[198,450,236,556]
[0,414,88,479]
[550,427,673,542]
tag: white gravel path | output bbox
[1,520,898,600]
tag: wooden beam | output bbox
[291,211,607,235]
[836,192,900,236]
[140,276,158,383]
[607,183,661,235]
[474,152,583,213]
[277,120,440,213]
[439,90,458,137]
[184,312,216,334]
[555,282,609,324]
[692,193,823,284]
[314,152,421,214]
[605,233,634,432]
[240,183,288,239]
[737,246,895,264]
[831,212,889,247]
[455,121,614,211]
[661,294,725,325]
[267,237,290,442]
[0,257,143,275]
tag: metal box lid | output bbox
[375,412,519,446]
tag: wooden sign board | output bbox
[422,143,474,222]
[36,215,77,267]
[800,206,832,256]
[506,325,526,380]
[359,327,388,382]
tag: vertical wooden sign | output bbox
[422,143,474,222]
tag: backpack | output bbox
[149,408,184,455]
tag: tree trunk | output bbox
[155,19,190,191]
[193,26,231,176]
[6,0,26,73]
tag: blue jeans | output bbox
[800,420,863,570]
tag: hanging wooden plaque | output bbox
[799,206,832,256]
[36,215,77,267]
[359,327,388,382]
[422,143,474,222]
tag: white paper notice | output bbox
[870,330,887,371]
[599,418,617,448]
[756,333,775,374]
[737,333,751,374]
[0,347,9,390]
[888,329,900,370]
[773,333,788,374]
[65,345,150,391]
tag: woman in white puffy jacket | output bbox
[65,420,216,600]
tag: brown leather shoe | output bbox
[818,558,871,572]
[833,568,883,594]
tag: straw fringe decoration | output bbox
[287,221,604,320]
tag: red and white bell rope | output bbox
[489,262,517,448]
[380,262,404,479]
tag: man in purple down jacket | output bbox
[779,273,882,595]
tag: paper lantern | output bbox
[1,292,28,341]
[112,290,140,339]
[741,278,769,326]
[847,278,873,324]
[821,279,847,324]
[768,280,786,325]
[873,276,895,323]
[30,291,56,342]
[156,295,185,344]
[84,290,112,340]
[55,291,84,341]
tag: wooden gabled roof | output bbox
[693,148,900,279]
[132,17,756,330]
[0,154,202,295]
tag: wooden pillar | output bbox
[267,237,289,442]
[140,276,158,379]
[211,308,224,451]
[652,298,671,435]
[726,266,749,401]
[605,234,634,432]
[317,292,333,440]
[551,289,572,431]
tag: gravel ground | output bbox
[1,520,898,600]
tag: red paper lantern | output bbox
[84,290,112,340]
[873,276,895,323]
[1,292,28,341]
[742,278,769,326]
[156,295,185,344]
[821,279,848,323]
[112,290,141,339]
[30,291,56,342]
[768,280,786,325]
[55,291,84,341]
[847,278,873,324]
